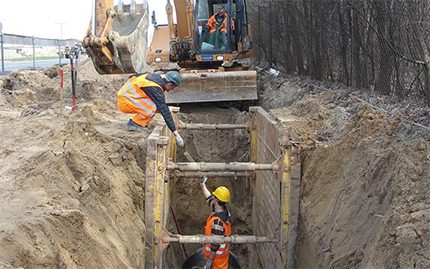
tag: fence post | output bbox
[60,67,64,116]
[58,39,62,65]
[0,32,4,73]
[32,36,36,70]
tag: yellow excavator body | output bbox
[84,0,257,103]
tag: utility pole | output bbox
[55,22,67,65]
[92,0,96,34]
[0,21,4,73]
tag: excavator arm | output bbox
[167,0,196,62]
[83,0,149,74]
[84,0,257,103]
[169,0,195,40]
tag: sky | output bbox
[0,0,170,39]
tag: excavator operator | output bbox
[207,6,235,49]
[117,71,185,147]
[199,176,232,269]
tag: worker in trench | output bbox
[116,71,185,147]
[199,176,232,269]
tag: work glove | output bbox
[200,175,208,187]
[173,130,184,147]
[203,260,213,269]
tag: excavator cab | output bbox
[158,0,257,103]
[196,0,252,59]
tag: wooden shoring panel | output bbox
[144,125,170,269]
[250,107,284,268]
[286,144,301,269]
[249,106,301,269]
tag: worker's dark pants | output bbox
[209,32,227,50]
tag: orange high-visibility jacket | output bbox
[203,214,232,269]
[117,75,161,126]
[207,13,235,33]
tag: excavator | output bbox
[83,0,256,104]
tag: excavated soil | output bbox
[1,58,429,269]
[0,61,149,268]
[0,61,255,269]
[259,72,430,268]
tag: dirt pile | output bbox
[0,60,256,269]
[260,72,430,268]
[0,62,149,268]
[298,108,429,268]
[1,58,429,269]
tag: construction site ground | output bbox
[0,60,429,268]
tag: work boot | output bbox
[127,119,149,132]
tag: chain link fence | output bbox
[0,32,79,73]
[248,0,430,103]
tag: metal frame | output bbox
[144,106,301,269]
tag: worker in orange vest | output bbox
[206,6,235,49]
[117,71,184,147]
[199,176,232,269]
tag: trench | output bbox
[166,105,253,268]
[141,103,301,269]
[2,60,428,269]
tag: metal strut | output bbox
[171,171,252,178]
[163,235,276,244]
[178,123,248,130]
[167,162,279,172]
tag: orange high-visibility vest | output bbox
[117,74,162,121]
[207,14,235,33]
[203,214,232,269]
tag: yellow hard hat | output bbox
[212,186,231,203]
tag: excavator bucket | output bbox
[165,70,257,104]
[83,0,149,74]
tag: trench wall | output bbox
[250,107,301,268]
[143,108,178,269]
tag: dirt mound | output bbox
[0,56,154,268]
[260,72,430,268]
[0,100,149,268]
[0,71,58,108]
[0,59,127,112]
[1,57,429,268]
[297,107,430,268]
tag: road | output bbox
[1,59,65,73]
